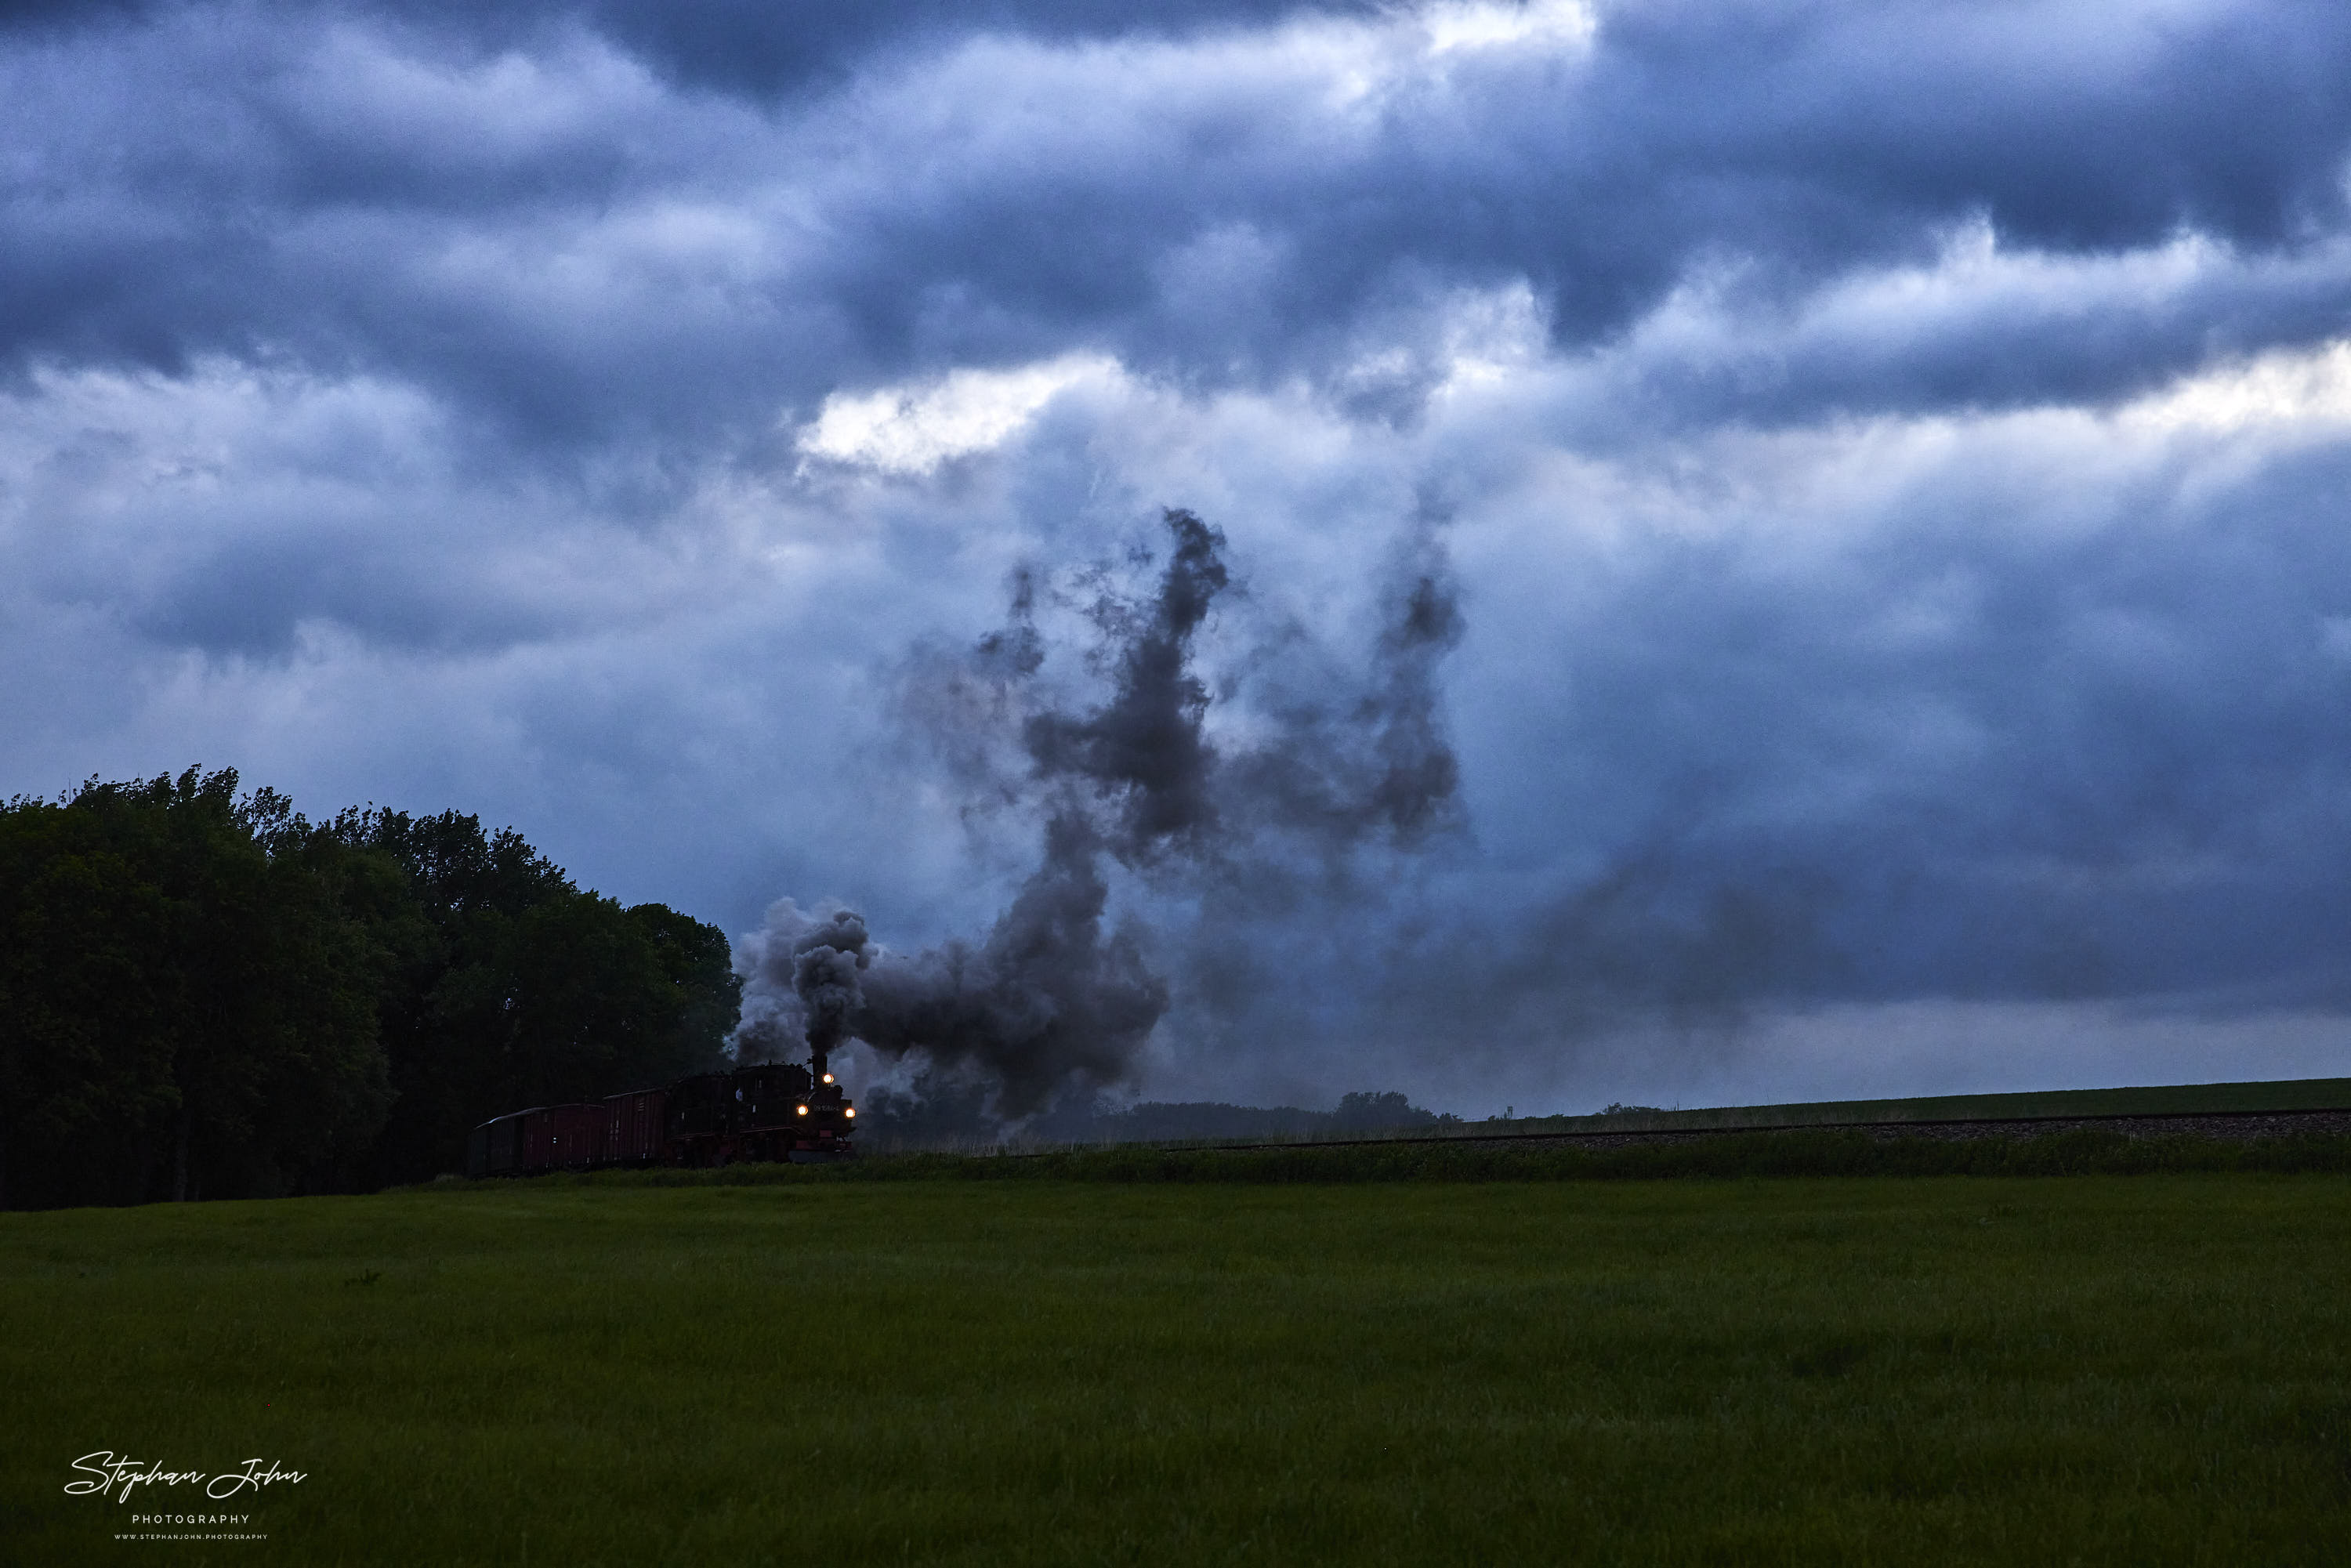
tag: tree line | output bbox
[0,768,738,1208]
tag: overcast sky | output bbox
[8,0,2351,1114]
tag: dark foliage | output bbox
[331,805,739,1187]
[0,770,737,1207]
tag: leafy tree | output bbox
[333,809,739,1185]
[0,770,394,1207]
[0,798,181,1206]
[1,776,739,1206]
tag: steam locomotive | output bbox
[465,1048,857,1177]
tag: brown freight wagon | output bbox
[603,1088,668,1165]
[466,1112,527,1177]
[466,1101,621,1176]
[519,1104,606,1171]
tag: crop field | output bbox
[7,1171,2350,1565]
[1499,1074,2351,1136]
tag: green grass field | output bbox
[8,1174,2350,1565]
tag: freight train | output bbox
[465,1053,857,1177]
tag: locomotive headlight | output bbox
[795,1104,809,1117]
[845,1108,856,1119]
[822,1074,835,1085]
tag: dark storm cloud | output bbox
[756,0,2351,410]
[491,0,1386,97]
[1575,237,2351,439]
[1433,425,2351,1025]
[0,0,1383,91]
[1113,421,2351,1109]
[6,0,2351,455]
[10,0,2351,1114]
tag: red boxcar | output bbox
[603,1088,668,1164]
[518,1104,605,1171]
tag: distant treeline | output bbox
[1087,1092,1459,1143]
[0,768,737,1209]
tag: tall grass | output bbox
[479,1126,2351,1190]
[8,1175,2349,1564]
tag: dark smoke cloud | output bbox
[1023,509,1228,857]
[739,507,1467,1119]
[748,858,1166,1114]
[855,813,1167,1113]
[787,906,871,1062]
[1395,837,1835,1049]
[739,819,1167,1117]
[1219,518,1467,859]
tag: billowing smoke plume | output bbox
[860,815,1166,1109]
[788,907,871,1065]
[741,819,1168,1118]
[738,508,1465,1123]
[1023,508,1229,856]
[1222,516,1466,857]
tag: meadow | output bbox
[6,1169,2349,1565]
